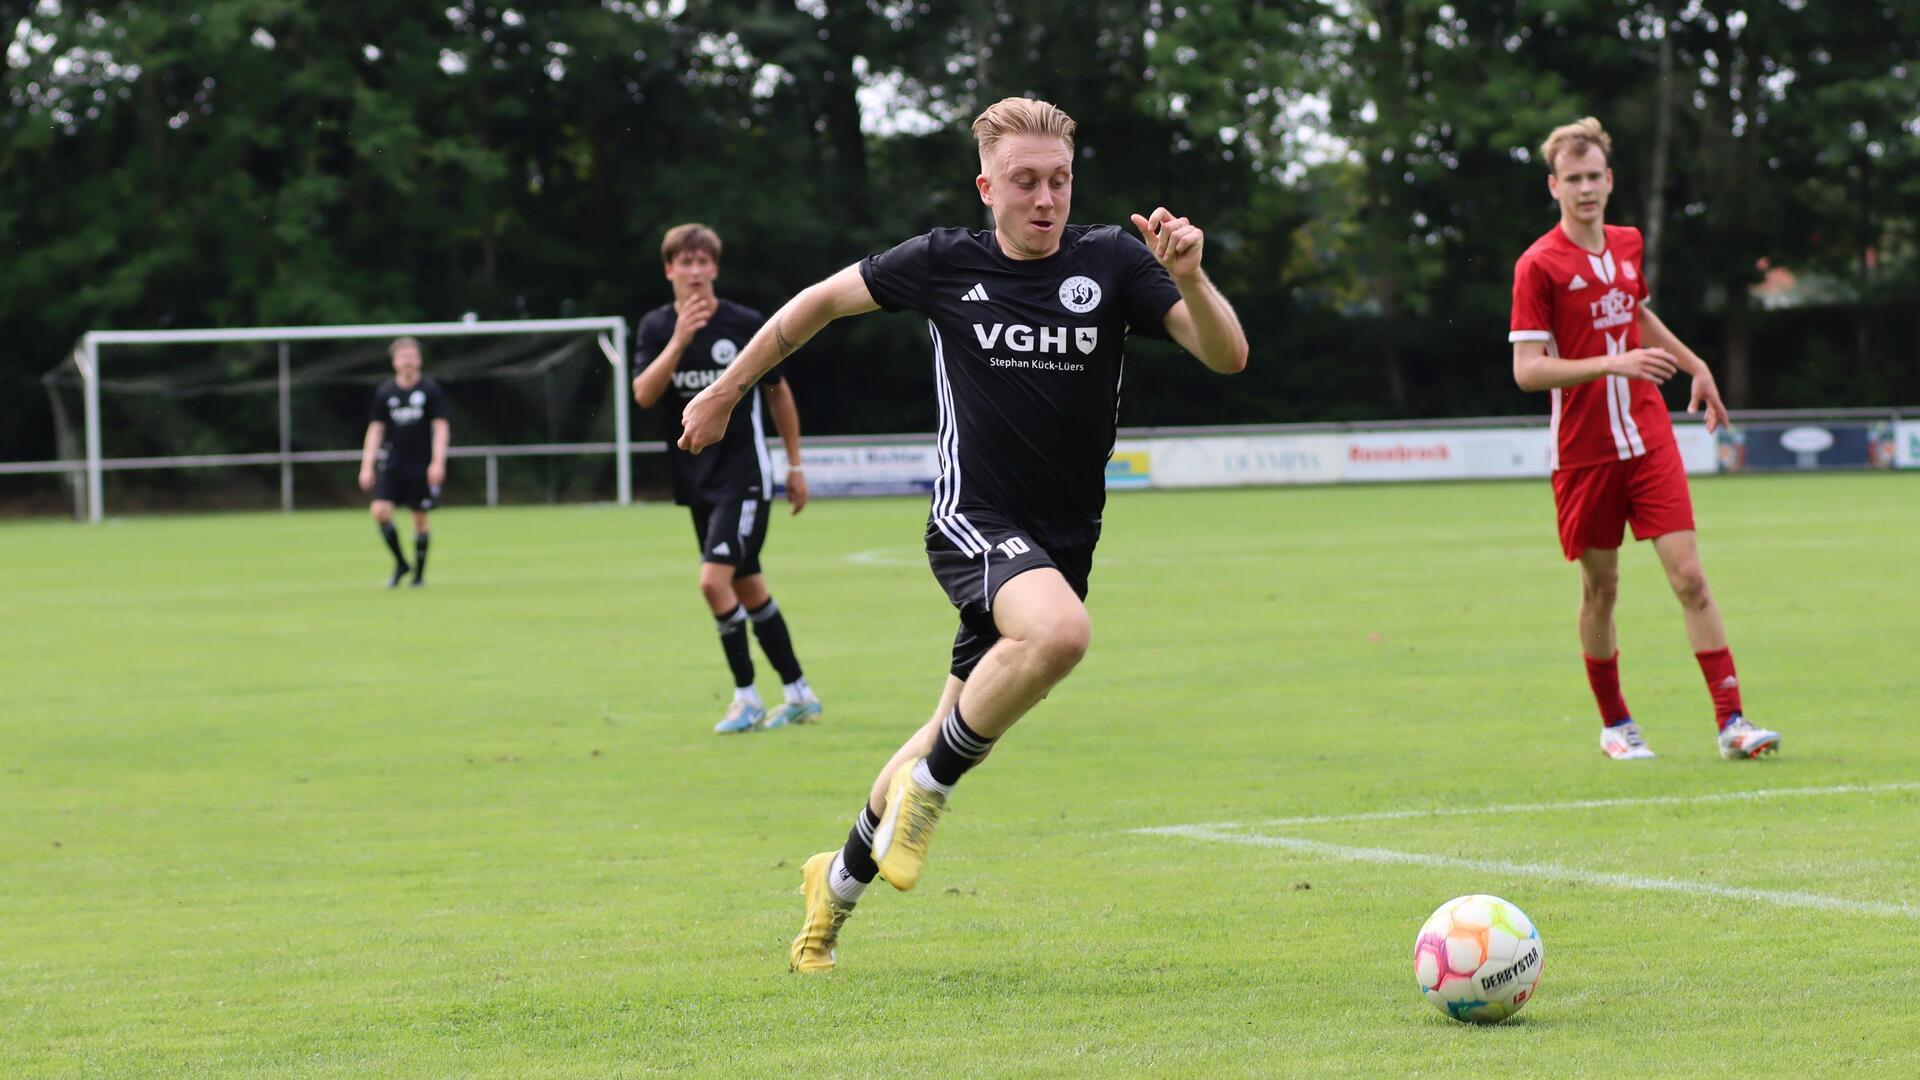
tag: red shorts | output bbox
[1551,439,1695,561]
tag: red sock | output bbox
[1584,652,1631,726]
[1696,647,1743,729]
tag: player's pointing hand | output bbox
[1130,206,1205,279]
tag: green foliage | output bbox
[3,1,1915,464]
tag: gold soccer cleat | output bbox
[870,758,949,892]
[789,851,856,974]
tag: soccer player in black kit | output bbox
[357,337,449,588]
[677,98,1248,972]
[634,224,823,735]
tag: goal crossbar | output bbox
[67,317,633,522]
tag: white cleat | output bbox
[1599,721,1657,760]
[1717,715,1781,760]
[713,698,766,734]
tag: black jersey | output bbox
[369,376,449,470]
[636,298,785,506]
[860,225,1182,548]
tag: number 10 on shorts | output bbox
[995,537,1031,559]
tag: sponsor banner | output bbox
[1343,428,1551,482]
[1105,444,1153,489]
[774,444,939,497]
[1673,425,1720,475]
[1343,425,1720,482]
[1142,435,1343,488]
[1896,421,1920,470]
[776,421,1738,498]
[1714,422,1893,472]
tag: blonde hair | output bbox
[661,223,722,265]
[388,336,422,358]
[971,97,1077,169]
[1540,117,1613,175]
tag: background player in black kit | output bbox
[357,336,450,588]
[634,224,823,735]
[677,98,1248,972]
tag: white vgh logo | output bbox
[1058,276,1102,313]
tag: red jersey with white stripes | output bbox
[1509,223,1674,470]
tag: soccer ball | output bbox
[1413,894,1544,1023]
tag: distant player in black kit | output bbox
[677,98,1248,971]
[358,337,449,588]
[634,223,823,735]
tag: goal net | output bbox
[40,318,635,520]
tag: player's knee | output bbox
[697,569,736,610]
[1581,570,1619,606]
[1668,561,1709,606]
[733,577,769,609]
[369,502,392,523]
[1026,608,1091,678]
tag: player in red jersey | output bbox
[1509,117,1779,762]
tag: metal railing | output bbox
[5,407,1913,518]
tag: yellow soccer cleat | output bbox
[870,758,948,892]
[789,850,856,974]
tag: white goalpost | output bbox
[59,316,632,522]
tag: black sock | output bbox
[925,705,993,787]
[715,605,755,688]
[841,805,882,884]
[412,531,430,579]
[378,521,408,568]
[746,598,804,684]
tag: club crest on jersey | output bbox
[711,338,738,366]
[389,389,427,424]
[1058,275,1102,313]
[1075,327,1098,355]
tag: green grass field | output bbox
[4,475,1918,1077]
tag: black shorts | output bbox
[689,494,771,577]
[926,507,1094,680]
[374,466,439,511]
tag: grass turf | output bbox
[3,474,1917,1077]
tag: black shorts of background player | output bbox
[633,224,822,735]
[676,97,1249,972]
[357,337,450,588]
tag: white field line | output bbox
[1233,782,1920,830]
[1134,825,1920,919]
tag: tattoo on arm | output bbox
[774,315,798,358]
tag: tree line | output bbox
[4,0,1916,468]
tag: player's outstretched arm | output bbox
[679,264,879,454]
[358,422,385,492]
[1637,305,1729,433]
[1130,208,1248,374]
[1512,340,1677,392]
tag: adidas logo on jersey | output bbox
[961,283,990,301]
[1568,273,1589,291]
[712,542,731,557]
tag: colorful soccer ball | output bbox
[1412,894,1544,1023]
